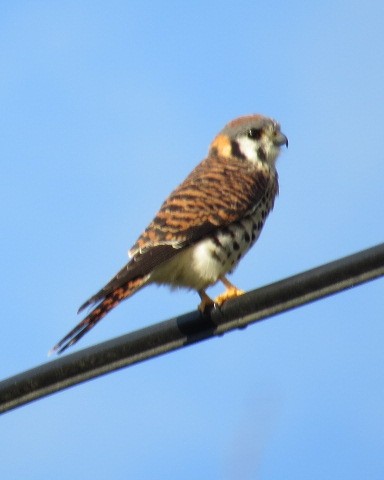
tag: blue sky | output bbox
[1,1,383,478]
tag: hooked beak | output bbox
[274,131,288,148]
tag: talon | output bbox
[214,276,245,306]
[214,287,245,306]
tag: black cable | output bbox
[1,243,383,415]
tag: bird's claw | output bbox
[214,287,245,306]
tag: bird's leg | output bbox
[214,276,245,306]
[198,289,215,313]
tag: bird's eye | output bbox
[247,128,262,140]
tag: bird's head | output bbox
[209,114,288,169]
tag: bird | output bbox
[50,114,288,354]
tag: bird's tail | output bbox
[49,276,149,355]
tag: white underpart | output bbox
[150,214,262,291]
[149,243,212,290]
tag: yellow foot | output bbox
[214,287,245,307]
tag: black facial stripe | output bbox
[230,140,246,160]
[257,147,267,162]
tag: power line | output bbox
[1,243,383,415]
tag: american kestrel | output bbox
[51,115,288,354]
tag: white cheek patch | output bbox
[237,136,259,163]
[237,135,280,167]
